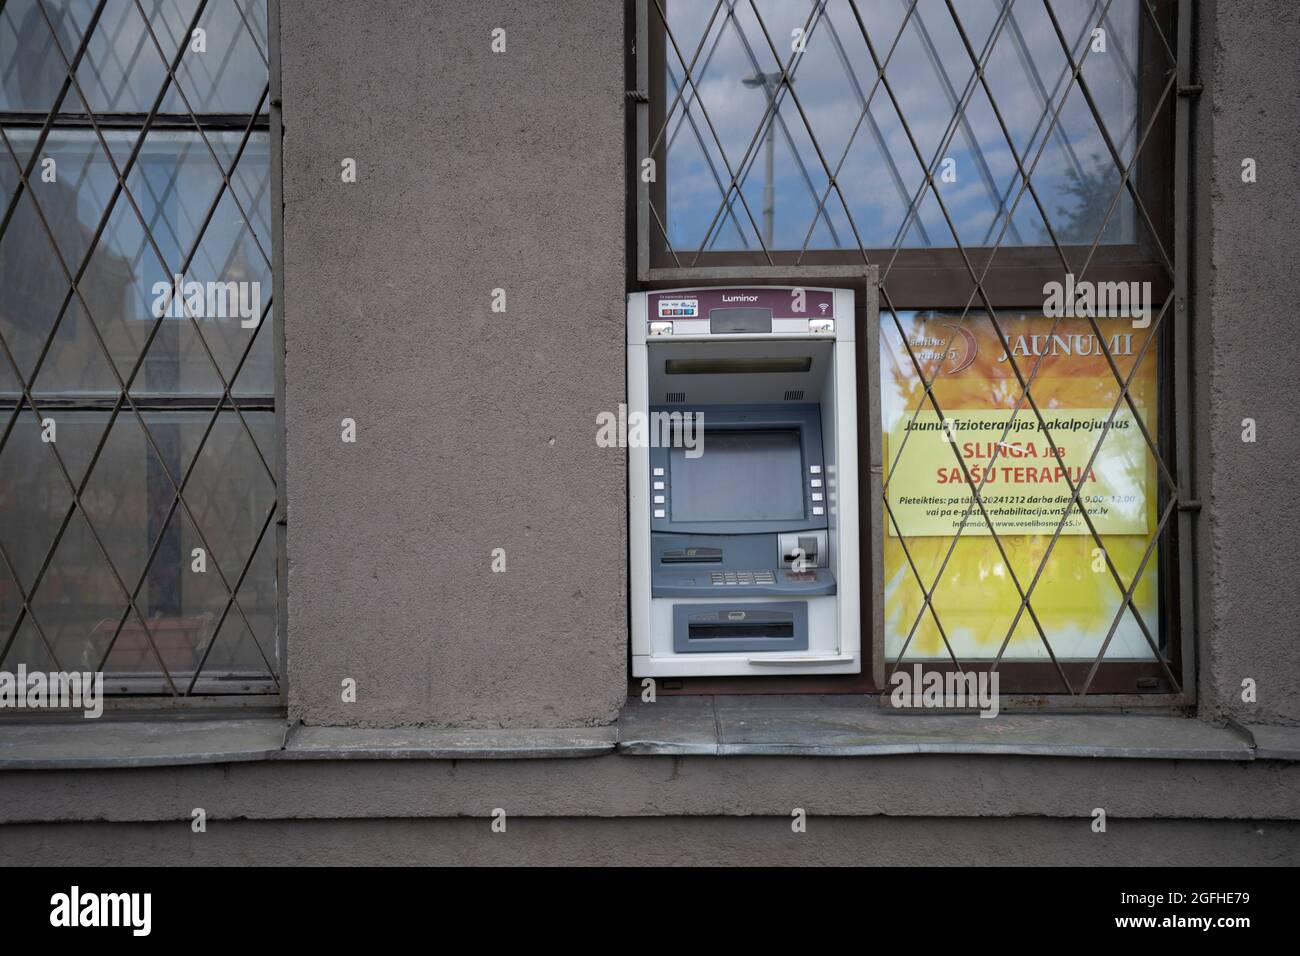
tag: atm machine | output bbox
[627,286,860,677]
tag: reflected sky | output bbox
[659,0,1143,252]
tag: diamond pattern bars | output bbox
[0,0,277,695]
[660,0,1152,262]
[650,0,1182,693]
[877,0,1179,690]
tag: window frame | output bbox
[630,0,1196,706]
[0,0,284,711]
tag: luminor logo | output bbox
[721,294,758,303]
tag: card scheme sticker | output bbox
[657,298,698,318]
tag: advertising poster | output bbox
[881,312,1160,661]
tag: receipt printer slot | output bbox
[661,547,723,564]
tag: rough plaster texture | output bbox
[2,817,1295,866]
[279,1,628,727]
[5,755,1299,824]
[1194,1,1300,725]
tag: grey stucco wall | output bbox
[1194,0,1300,725]
[4,752,1298,864]
[279,1,628,727]
[3,817,1295,866]
[6,754,1299,823]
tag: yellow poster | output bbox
[881,313,1160,661]
[886,407,1148,537]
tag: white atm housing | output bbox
[628,286,860,677]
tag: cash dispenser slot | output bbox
[673,603,808,654]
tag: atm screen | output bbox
[669,429,805,523]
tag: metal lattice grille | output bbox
[638,0,1192,697]
[0,0,278,700]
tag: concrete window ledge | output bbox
[0,720,617,770]
[0,698,1297,769]
[0,719,291,770]
[277,725,617,761]
[615,696,1300,761]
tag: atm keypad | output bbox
[709,570,777,586]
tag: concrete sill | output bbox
[0,718,290,770]
[0,700,1296,769]
[277,725,617,761]
[615,696,1299,761]
[0,719,616,770]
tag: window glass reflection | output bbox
[0,0,269,115]
[0,411,277,680]
[0,129,273,397]
[661,0,1142,252]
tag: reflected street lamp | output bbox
[742,70,782,248]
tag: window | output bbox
[0,0,279,702]
[635,0,1191,699]
[659,0,1143,254]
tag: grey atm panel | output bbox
[627,286,861,678]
